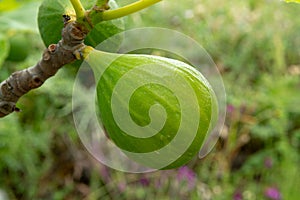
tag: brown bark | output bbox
[0,19,87,118]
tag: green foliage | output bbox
[0,2,39,33]
[0,33,9,67]
[85,20,123,50]
[6,33,30,62]
[0,115,51,198]
[0,0,299,199]
[37,0,94,46]
[251,75,300,139]
[0,65,80,199]
[0,1,42,64]
[38,0,124,47]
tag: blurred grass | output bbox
[0,0,299,199]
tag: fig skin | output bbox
[87,51,218,169]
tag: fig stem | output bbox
[81,46,94,59]
[70,0,86,23]
[102,0,162,21]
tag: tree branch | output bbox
[0,19,87,118]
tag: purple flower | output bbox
[139,176,150,186]
[227,104,235,114]
[233,190,243,200]
[264,187,281,200]
[264,157,273,169]
[177,166,196,189]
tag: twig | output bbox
[102,0,162,21]
[0,19,87,118]
[70,0,86,23]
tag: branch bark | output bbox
[0,19,87,118]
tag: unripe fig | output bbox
[85,50,218,169]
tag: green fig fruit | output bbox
[85,49,218,169]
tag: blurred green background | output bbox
[0,0,299,199]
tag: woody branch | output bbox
[0,18,87,118]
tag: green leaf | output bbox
[0,33,9,68]
[0,2,40,33]
[85,20,123,51]
[38,0,124,47]
[38,0,92,47]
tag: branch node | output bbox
[48,44,57,53]
[30,76,44,88]
[43,51,51,61]
[0,102,16,116]
[63,14,71,23]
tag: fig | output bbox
[85,49,218,169]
